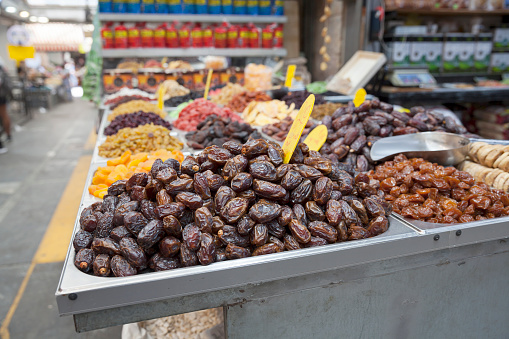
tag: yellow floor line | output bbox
[34,154,92,264]
[0,262,36,339]
[84,129,97,151]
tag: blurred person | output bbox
[0,58,12,154]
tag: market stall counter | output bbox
[56,94,509,338]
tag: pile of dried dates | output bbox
[185,115,262,149]
[319,100,473,172]
[73,139,392,277]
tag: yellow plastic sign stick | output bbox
[282,94,316,164]
[203,69,213,99]
[353,88,367,108]
[157,85,165,110]
[285,64,296,88]
[304,125,328,152]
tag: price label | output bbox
[353,88,367,108]
[303,125,328,151]
[203,69,213,99]
[285,64,296,88]
[282,94,315,164]
[157,85,165,110]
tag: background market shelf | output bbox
[98,13,287,23]
[386,7,509,16]
[101,47,287,58]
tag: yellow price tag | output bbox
[284,64,296,88]
[353,88,367,108]
[157,85,165,110]
[203,69,213,99]
[7,45,35,66]
[303,125,328,152]
[282,94,315,164]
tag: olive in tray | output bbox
[73,139,392,277]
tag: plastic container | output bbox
[179,23,191,48]
[195,0,208,13]
[222,0,233,13]
[169,0,183,13]
[141,0,156,13]
[239,24,249,48]
[274,23,283,47]
[248,23,260,48]
[262,24,273,48]
[191,23,203,47]
[247,0,259,15]
[99,0,112,13]
[183,0,195,13]
[140,23,154,47]
[259,0,271,14]
[203,25,214,47]
[156,0,169,12]
[208,0,221,13]
[112,0,127,12]
[154,24,167,47]
[166,22,179,47]
[273,0,283,15]
[128,23,141,48]
[227,24,239,48]
[127,0,141,13]
[233,0,247,14]
[101,22,114,49]
[114,22,128,48]
[214,22,228,48]
[244,63,272,91]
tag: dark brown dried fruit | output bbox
[367,216,389,236]
[305,201,325,221]
[92,254,111,277]
[253,179,287,200]
[119,237,147,270]
[181,156,201,176]
[225,243,251,259]
[221,197,249,224]
[195,207,213,233]
[138,220,164,249]
[231,173,253,192]
[284,234,301,250]
[313,177,333,205]
[253,243,282,256]
[108,180,127,196]
[242,139,268,158]
[73,230,94,251]
[214,186,236,214]
[222,155,249,180]
[182,224,202,251]
[162,215,182,237]
[250,161,277,181]
[325,200,342,226]
[111,255,137,277]
[212,216,225,234]
[110,226,131,243]
[197,233,216,265]
[75,248,95,273]
[218,225,250,247]
[266,219,285,238]
[123,211,148,236]
[290,179,313,204]
[166,178,194,195]
[102,195,118,214]
[288,219,311,244]
[159,236,181,257]
[180,243,199,267]
[250,224,268,246]
[81,214,98,233]
[237,215,256,235]
[249,200,282,223]
[308,221,338,243]
[281,170,303,190]
[176,192,204,209]
[293,203,307,225]
[126,173,148,191]
[351,199,369,225]
[91,237,121,256]
[156,189,172,206]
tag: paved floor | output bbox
[0,100,122,338]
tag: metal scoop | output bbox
[370,132,470,166]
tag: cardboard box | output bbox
[102,69,133,94]
[490,52,509,73]
[386,35,412,67]
[475,33,493,72]
[137,69,165,93]
[409,34,443,73]
[493,28,509,50]
[443,33,475,73]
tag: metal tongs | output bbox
[370,132,471,166]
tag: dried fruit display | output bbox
[98,124,183,158]
[174,99,242,131]
[210,83,246,106]
[104,112,172,136]
[164,91,204,107]
[185,114,262,149]
[74,139,391,277]
[320,100,471,172]
[370,154,509,223]
[242,100,297,126]
[281,90,326,109]
[311,102,345,120]
[468,142,509,171]
[262,116,317,142]
[227,91,272,113]
[109,101,166,121]
[104,88,154,105]
[89,149,184,198]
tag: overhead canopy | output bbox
[25,23,84,52]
